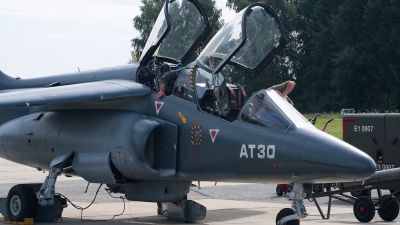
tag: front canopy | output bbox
[240,89,309,130]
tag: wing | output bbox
[0,80,151,108]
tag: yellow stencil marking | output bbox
[178,112,187,124]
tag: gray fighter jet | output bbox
[0,1,375,224]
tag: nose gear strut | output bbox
[276,182,310,225]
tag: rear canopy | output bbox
[196,3,286,75]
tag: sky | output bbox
[0,0,236,78]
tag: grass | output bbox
[303,113,343,139]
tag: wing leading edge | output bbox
[0,80,151,108]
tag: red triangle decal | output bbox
[155,101,164,115]
[209,129,219,143]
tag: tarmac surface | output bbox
[0,157,398,225]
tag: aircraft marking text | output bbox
[354,125,374,132]
[240,144,275,159]
[376,164,395,171]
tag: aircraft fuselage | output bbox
[0,64,375,185]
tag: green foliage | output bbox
[303,113,343,139]
[227,0,400,113]
[132,0,400,113]
[356,0,400,111]
[293,0,344,112]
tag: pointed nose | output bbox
[300,127,376,181]
[338,143,376,179]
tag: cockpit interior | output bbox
[135,0,306,128]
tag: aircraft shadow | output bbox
[44,208,264,225]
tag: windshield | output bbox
[240,89,308,130]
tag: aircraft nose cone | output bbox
[346,145,376,179]
[301,128,376,181]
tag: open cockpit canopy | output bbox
[139,0,210,66]
[196,3,285,75]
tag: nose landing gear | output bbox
[276,183,310,225]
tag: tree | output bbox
[293,0,345,112]
[356,0,400,111]
[291,0,400,112]
[330,0,400,112]
[131,0,223,60]
[330,0,368,111]
[132,0,400,112]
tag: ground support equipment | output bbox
[311,168,400,222]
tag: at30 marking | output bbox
[240,144,275,159]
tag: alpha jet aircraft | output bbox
[0,1,375,224]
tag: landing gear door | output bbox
[196,3,285,75]
[139,0,210,66]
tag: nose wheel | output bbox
[276,208,299,225]
[6,184,38,221]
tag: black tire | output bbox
[276,208,300,225]
[353,196,375,222]
[6,184,38,221]
[351,190,368,197]
[276,186,284,196]
[377,195,399,221]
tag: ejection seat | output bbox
[196,82,246,121]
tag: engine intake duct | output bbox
[0,110,178,182]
